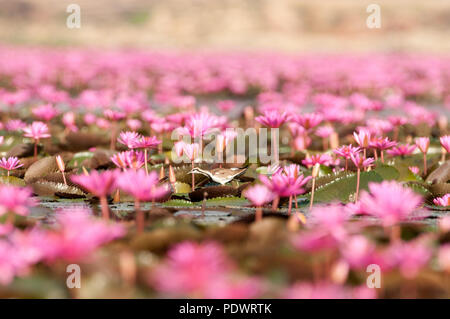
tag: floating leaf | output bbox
[0,175,26,186]
[373,164,400,181]
[305,170,383,203]
[162,199,196,207]
[205,196,249,207]
[67,151,94,168]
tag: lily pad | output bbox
[0,175,26,186]
[67,151,94,168]
[306,170,383,203]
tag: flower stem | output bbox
[288,196,293,215]
[100,196,110,220]
[310,177,316,210]
[144,149,148,175]
[272,195,279,211]
[62,171,67,185]
[191,160,195,191]
[423,153,427,176]
[271,128,279,164]
[355,168,361,202]
[381,151,384,163]
[255,206,262,222]
[135,199,144,234]
[34,141,38,159]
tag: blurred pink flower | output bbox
[104,109,125,121]
[438,244,450,272]
[0,157,23,173]
[440,135,450,153]
[71,169,119,197]
[243,184,274,207]
[117,131,141,149]
[291,113,323,131]
[359,181,423,227]
[0,185,36,216]
[117,170,169,202]
[111,150,146,170]
[369,137,397,150]
[340,235,376,269]
[353,129,371,148]
[409,166,420,175]
[152,241,232,297]
[386,240,432,279]
[62,112,78,132]
[255,110,290,128]
[259,171,311,197]
[31,103,59,122]
[133,136,161,149]
[387,144,417,156]
[302,154,334,168]
[350,153,374,169]
[334,145,360,159]
[433,194,450,207]
[415,137,430,154]
[47,209,125,262]
[23,121,51,141]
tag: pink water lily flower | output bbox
[133,136,161,149]
[31,103,59,122]
[118,170,169,202]
[243,184,274,222]
[152,241,232,297]
[71,169,120,219]
[291,113,323,131]
[255,110,290,128]
[0,157,23,176]
[308,204,350,241]
[386,144,417,157]
[433,194,450,207]
[340,235,376,269]
[302,154,334,168]
[409,166,420,175]
[111,150,146,170]
[62,112,78,132]
[385,240,432,279]
[243,184,274,207]
[117,131,141,149]
[46,208,125,262]
[415,137,430,154]
[23,121,51,140]
[117,170,169,232]
[359,181,423,228]
[353,129,371,149]
[23,121,51,158]
[350,153,374,169]
[440,135,450,153]
[0,185,36,217]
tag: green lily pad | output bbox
[0,175,26,186]
[162,199,197,207]
[373,163,400,181]
[67,151,94,168]
[205,196,249,207]
[306,170,383,203]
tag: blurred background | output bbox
[1,0,449,52]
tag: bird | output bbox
[188,167,248,185]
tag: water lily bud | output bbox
[312,163,320,178]
[56,155,65,172]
